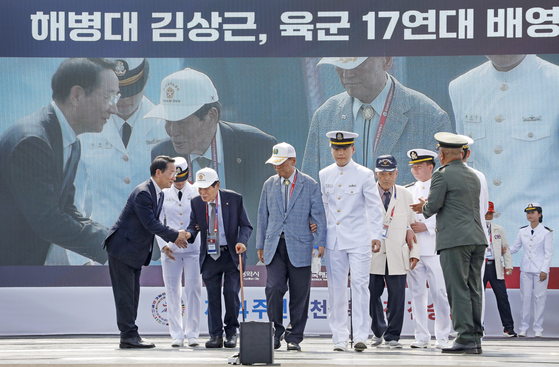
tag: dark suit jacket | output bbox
[151,120,276,264]
[0,104,108,266]
[103,179,179,268]
[422,159,488,251]
[186,189,253,272]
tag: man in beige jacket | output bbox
[483,201,517,337]
[369,155,419,349]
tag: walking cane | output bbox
[238,251,246,322]
[349,271,353,348]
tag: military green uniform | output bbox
[422,159,487,346]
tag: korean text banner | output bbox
[1,0,559,57]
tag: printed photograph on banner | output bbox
[1,56,559,271]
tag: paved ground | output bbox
[0,335,558,367]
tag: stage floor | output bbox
[0,335,558,366]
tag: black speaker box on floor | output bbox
[239,321,274,365]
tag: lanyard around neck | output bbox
[205,193,219,234]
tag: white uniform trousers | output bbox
[520,272,549,333]
[407,255,452,342]
[325,245,372,344]
[161,251,202,340]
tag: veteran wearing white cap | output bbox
[156,157,202,347]
[149,68,276,265]
[75,59,168,261]
[405,149,452,349]
[185,168,252,349]
[256,142,326,351]
[302,57,452,185]
[319,131,383,352]
[510,203,554,337]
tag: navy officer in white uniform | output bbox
[405,149,452,349]
[510,203,553,337]
[156,157,202,348]
[319,131,383,352]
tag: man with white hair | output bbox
[149,68,276,264]
[302,57,452,185]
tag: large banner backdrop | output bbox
[1,0,558,336]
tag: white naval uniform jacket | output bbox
[487,222,513,280]
[156,183,201,254]
[510,223,553,274]
[75,96,168,228]
[451,55,559,267]
[319,159,383,251]
[370,185,419,275]
[405,179,437,257]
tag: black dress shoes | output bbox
[205,335,224,348]
[224,334,237,348]
[441,342,478,354]
[119,336,155,349]
[287,342,301,351]
[274,334,284,350]
[475,342,482,354]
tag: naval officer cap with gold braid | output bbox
[407,148,437,165]
[326,130,358,150]
[173,157,189,182]
[525,202,544,223]
[110,58,149,98]
[457,134,475,154]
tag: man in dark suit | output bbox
[103,156,188,348]
[0,58,119,266]
[148,68,275,265]
[186,167,253,349]
[411,132,487,354]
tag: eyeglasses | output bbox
[97,92,121,105]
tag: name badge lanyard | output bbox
[486,224,493,258]
[381,186,397,239]
[289,171,298,199]
[187,135,218,184]
[372,76,396,159]
[206,194,219,236]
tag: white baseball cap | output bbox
[265,142,296,165]
[144,68,219,122]
[192,167,219,189]
[317,57,368,69]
